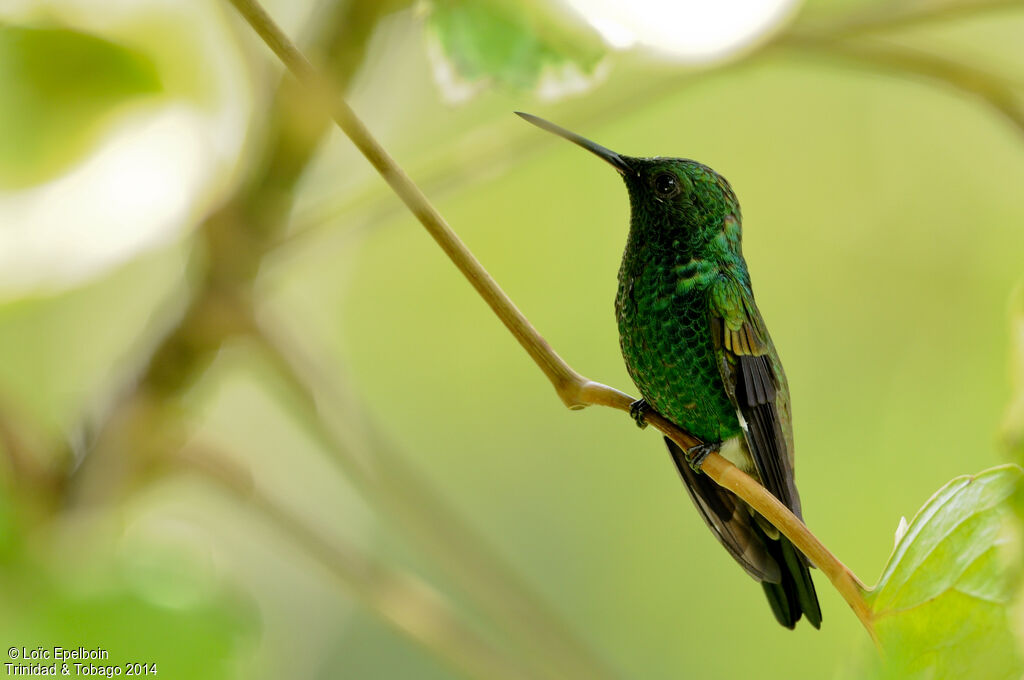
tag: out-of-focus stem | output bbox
[776,34,1024,135]
[173,446,535,680]
[248,318,623,680]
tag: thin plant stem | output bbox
[226,0,879,642]
[227,0,601,410]
[171,445,536,680]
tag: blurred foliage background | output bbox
[1,0,1023,678]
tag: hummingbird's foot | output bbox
[685,441,720,473]
[629,399,651,429]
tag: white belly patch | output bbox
[719,435,754,474]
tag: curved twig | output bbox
[226,0,878,642]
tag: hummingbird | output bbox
[517,112,821,629]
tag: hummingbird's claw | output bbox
[685,441,720,473]
[629,399,651,429]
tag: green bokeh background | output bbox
[1,1,1022,678]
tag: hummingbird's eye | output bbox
[654,172,679,197]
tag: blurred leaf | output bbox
[426,0,605,100]
[0,25,161,188]
[0,560,255,679]
[867,465,1023,679]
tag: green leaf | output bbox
[866,465,1023,680]
[0,559,255,679]
[426,0,605,98]
[0,25,162,188]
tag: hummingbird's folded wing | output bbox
[708,277,800,517]
[707,276,821,628]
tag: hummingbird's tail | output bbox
[665,436,821,629]
[758,528,822,629]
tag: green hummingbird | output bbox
[518,112,821,629]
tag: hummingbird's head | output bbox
[516,112,742,257]
[617,156,741,252]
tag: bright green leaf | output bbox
[867,465,1023,680]
[426,0,605,99]
[0,25,162,188]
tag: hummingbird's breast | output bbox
[615,246,741,444]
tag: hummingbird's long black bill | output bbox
[515,112,631,175]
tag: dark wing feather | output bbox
[738,355,797,512]
[666,437,780,583]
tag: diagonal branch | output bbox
[226,0,878,642]
[226,0,602,411]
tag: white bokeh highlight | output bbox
[0,108,212,288]
[0,0,252,293]
[565,0,800,62]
